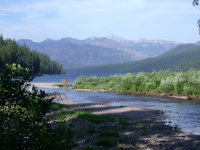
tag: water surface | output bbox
[33,74,200,135]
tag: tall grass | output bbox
[72,70,200,96]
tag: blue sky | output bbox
[0,0,199,43]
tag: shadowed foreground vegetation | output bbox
[72,70,200,99]
[0,63,72,150]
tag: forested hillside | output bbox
[67,44,200,73]
[0,35,64,74]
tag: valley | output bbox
[17,35,179,70]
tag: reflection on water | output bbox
[35,74,200,135]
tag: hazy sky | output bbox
[0,0,199,43]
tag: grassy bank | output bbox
[72,70,200,100]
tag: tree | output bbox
[0,63,72,150]
[0,35,65,75]
[193,0,199,6]
[193,0,200,34]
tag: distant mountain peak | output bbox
[42,38,55,43]
[107,35,126,42]
[17,36,181,69]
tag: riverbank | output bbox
[31,82,200,101]
[72,88,200,101]
[51,101,200,149]
[72,71,200,101]
[32,82,200,149]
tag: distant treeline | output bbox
[0,35,64,74]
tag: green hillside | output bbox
[67,44,200,73]
[0,35,64,74]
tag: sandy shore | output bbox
[57,101,200,150]
[31,82,61,88]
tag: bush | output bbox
[62,80,71,86]
[73,70,200,96]
[0,63,72,150]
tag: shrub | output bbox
[73,70,200,96]
[62,80,71,86]
[0,63,72,150]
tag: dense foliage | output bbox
[73,70,200,96]
[68,44,200,74]
[0,35,64,74]
[0,63,72,150]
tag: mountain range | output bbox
[67,44,200,73]
[17,35,180,69]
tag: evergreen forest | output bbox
[0,35,64,74]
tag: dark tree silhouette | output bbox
[193,0,200,34]
[0,35,64,74]
[193,0,199,6]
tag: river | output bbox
[33,73,200,135]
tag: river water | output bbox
[33,73,200,135]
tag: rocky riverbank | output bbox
[52,101,200,150]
